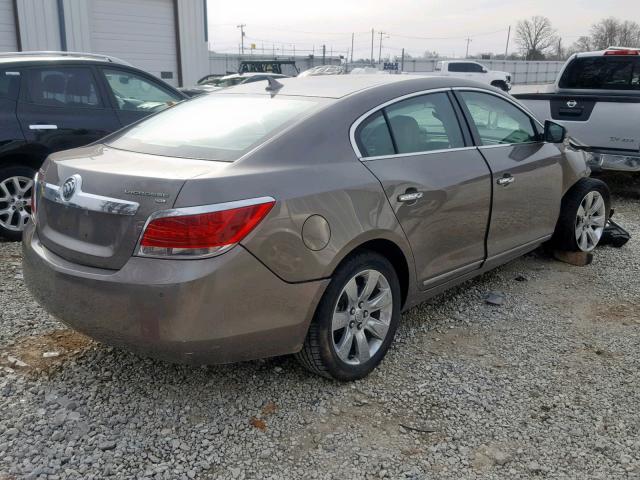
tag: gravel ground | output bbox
[1,174,639,480]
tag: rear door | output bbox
[97,66,185,127]
[17,65,120,155]
[356,91,492,289]
[455,89,563,258]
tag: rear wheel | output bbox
[552,178,610,253]
[295,251,401,381]
[0,166,36,241]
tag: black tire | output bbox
[551,177,611,252]
[491,81,509,92]
[295,251,401,381]
[0,165,36,242]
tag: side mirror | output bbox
[544,120,566,143]
[482,68,488,73]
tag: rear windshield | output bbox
[107,94,324,161]
[559,56,640,90]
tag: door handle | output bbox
[398,191,424,202]
[496,175,514,186]
[29,124,58,130]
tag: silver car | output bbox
[23,75,610,380]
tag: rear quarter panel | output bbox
[174,94,416,286]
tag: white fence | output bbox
[208,53,342,76]
[207,53,564,85]
[394,59,565,85]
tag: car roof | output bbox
[0,51,129,66]
[217,74,492,99]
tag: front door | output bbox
[356,91,492,288]
[17,65,120,156]
[455,90,563,257]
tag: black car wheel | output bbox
[552,178,611,253]
[0,166,36,241]
[295,251,401,381]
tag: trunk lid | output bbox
[37,144,226,270]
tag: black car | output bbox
[0,51,187,240]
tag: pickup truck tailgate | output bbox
[515,93,640,152]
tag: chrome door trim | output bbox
[42,181,139,216]
[29,124,58,130]
[362,146,478,162]
[421,260,483,288]
[487,235,552,264]
[349,87,453,160]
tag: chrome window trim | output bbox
[134,196,276,260]
[349,87,455,160]
[362,146,478,162]
[42,180,139,216]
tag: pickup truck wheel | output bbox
[491,80,509,92]
[552,178,610,253]
[295,251,401,381]
[0,166,36,241]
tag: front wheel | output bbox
[295,251,401,381]
[551,178,611,253]
[0,166,36,241]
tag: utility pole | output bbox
[351,32,354,63]
[401,47,405,72]
[378,31,387,64]
[322,45,326,65]
[370,28,374,65]
[465,37,472,58]
[557,38,562,60]
[237,24,246,55]
[504,26,511,58]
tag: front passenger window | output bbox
[459,91,538,145]
[103,69,181,113]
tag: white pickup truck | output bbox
[514,47,640,172]
[434,60,512,91]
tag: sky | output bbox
[206,0,640,59]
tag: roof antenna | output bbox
[265,76,284,95]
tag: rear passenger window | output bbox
[26,67,101,107]
[0,70,20,100]
[356,111,395,157]
[385,92,465,153]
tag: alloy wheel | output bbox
[331,269,393,365]
[575,190,606,252]
[0,176,34,232]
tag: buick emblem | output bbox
[61,175,80,202]
[566,100,578,108]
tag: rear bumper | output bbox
[585,150,640,172]
[22,223,328,364]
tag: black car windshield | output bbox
[559,56,640,90]
[107,94,324,161]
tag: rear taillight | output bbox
[137,197,275,258]
[604,49,640,56]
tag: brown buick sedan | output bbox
[23,75,610,380]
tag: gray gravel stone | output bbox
[1,175,640,479]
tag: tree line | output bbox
[516,16,640,61]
